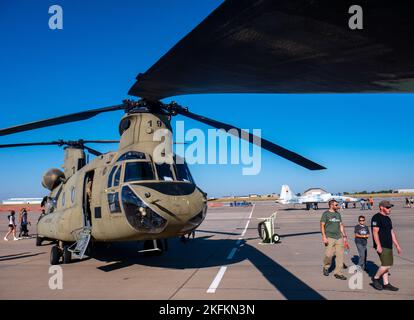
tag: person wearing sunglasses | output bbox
[371,200,402,291]
[320,199,349,280]
[354,215,370,271]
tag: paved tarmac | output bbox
[1,199,413,300]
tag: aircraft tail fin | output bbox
[279,185,295,201]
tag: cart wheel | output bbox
[257,221,265,239]
[272,234,281,243]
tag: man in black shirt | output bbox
[371,200,402,291]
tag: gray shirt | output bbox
[354,224,370,245]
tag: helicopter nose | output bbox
[126,182,206,224]
[121,185,168,233]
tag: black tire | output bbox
[62,245,72,264]
[36,235,43,247]
[272,234,281,243]
[257,222,270,242]
[50,246,61,265]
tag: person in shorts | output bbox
[371,200,402,291]
[4,210,19,241]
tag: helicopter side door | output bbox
[83,170,95,227]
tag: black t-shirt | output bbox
[371,213,393,249]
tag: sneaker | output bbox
[372,278,383,290]
[13,237,19,241]
[383,284,399,291]
[323,268,329,276]
[334,274,347,280]
[3,237,8,241]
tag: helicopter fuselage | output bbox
[37,111,207,243]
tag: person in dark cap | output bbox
[371,200,402,291]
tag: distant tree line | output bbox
[343,190,394,195]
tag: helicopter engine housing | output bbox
[42,168,65,191]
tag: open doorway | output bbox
[83,170,95,227]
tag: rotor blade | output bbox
[82,140,119,144]
[83,146,102,157]
[129,0,414,99]
[176,109,326,170]
[0,104,125,136]
[0,141,62,148]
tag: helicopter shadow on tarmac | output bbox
[0,252,45,262]
[93,236,325,300]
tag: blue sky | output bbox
[1,0,413,199]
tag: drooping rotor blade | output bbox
[0,140,119,157]
[0,104,125,136]
[175,108,326,170]
[129,0,414,100]
[0,141,62,148]
[81,140,120,144]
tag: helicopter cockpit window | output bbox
[124,162,155,182]
[117,151,146,162]
[175,162,194,183]
[155,163,174,181]
[107,166,118,188]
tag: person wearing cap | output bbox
[320,199,349,280]
[371,200,402,291]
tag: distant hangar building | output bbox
[1,198,42,205]
[394,189,414,193]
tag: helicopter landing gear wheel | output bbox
[50,245,61,265]
[36,235,43,247]
[272,234,281,243]
[62,244,72,264]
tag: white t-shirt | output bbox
[8,215,15,225]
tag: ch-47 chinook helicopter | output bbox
[1,0,413,265]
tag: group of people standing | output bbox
[405,197,414,208]
[320,199,402,291]
[359,197,374,210]
[3,208,31,241]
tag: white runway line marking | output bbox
[240,204,255,237]
[206,205,255,293]
[207,266,227,293]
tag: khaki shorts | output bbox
[378,248,393,267]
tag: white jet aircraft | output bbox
[277,185,359,210]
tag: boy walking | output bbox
[354,215,369,271]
